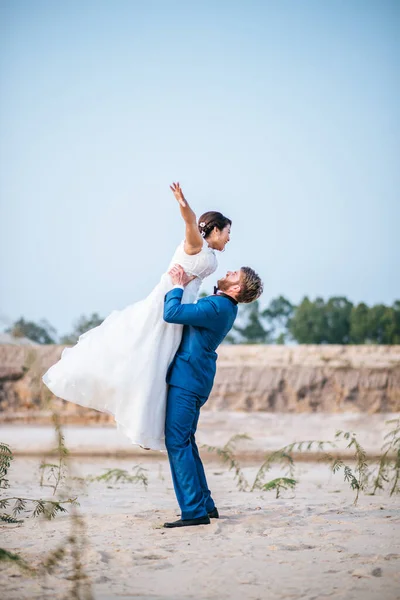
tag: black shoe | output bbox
[208,507,219,519]
[163,515,210,528]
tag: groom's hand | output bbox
[169,264,196,287]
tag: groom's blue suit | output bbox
[163,287,238,520]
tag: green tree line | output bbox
[5,296,400,345]
[231,296,400,344]
[6,313,103,346]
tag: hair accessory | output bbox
[199,222,206,228]
[201,231,206,238]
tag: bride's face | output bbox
[208,225,231,251]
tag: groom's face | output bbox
[217,270,242,292]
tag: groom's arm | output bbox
[163,288,219,327]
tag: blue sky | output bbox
[0,0,399,336]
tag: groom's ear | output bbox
[230,283,241,295]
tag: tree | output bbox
[367,304,400,344]
[6,318,57,344]
[263,296,294,343]
[60,313,103,345]
[289,296,355,344]
[324,296,353,344]
[393,301,400,343]
[288,296,327,343]
[350,301,400,344]
[349,303,370,344]
[232,300,271,344]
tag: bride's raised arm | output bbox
[170,182,203,256]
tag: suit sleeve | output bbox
[163,288,219,327]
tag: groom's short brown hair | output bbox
[237,267,263,304]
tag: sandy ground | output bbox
[1,412,398,457]
[1,452,399,600]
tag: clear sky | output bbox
[0,0,399,337]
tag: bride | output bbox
[43,183,232,451]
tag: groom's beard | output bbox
[216,276,240,293]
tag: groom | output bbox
[163,264,263,528]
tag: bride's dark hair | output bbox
[198,211,232,239]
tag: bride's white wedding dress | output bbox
[42,239,217,451]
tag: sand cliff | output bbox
[1,344,399,423]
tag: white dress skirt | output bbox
[42,240,218,451]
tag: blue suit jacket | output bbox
[163,288,238,397]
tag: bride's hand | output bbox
[170,183,202,255]
[170,182,187,207]
[169,264,196,287]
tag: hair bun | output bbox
[197,211,232,240]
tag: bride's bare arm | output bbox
[170,182,203,255]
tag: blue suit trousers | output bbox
[165,385,215,520]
